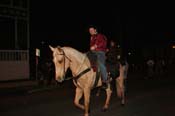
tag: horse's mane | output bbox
[62,46,86,62]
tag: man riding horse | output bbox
[49,26,126,116]
[88,25,109,89]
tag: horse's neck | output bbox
[63,47,87,76]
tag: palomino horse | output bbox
[49,45,125,116]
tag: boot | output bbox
[101,81,108,89]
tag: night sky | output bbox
[30,1,175,53]
[30,1,118,51]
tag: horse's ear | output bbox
[49,45,55,52]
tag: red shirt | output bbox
[90,33,107,52]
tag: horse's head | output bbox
[49,45,70,82]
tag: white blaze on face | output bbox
[49,45,65,82]
[54,61,64,82]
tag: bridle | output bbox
[55,47,71,80]
[55,47,91,82]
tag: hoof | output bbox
[121,103,125,106]
[101,107,108,112]
[88,109,91,113]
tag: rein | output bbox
[56,48,71,80]
[59,48,91,81]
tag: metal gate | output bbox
[0,50,29,81]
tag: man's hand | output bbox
[90,44,97,50]
[90,46,95,50]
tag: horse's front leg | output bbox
[102,84,112,111]
[83,88,91,116]
[74,87,84,110]
[116,78,125,105]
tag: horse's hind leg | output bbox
[102,84,112,111]
[74,87,84,110]
[116,78,125,105]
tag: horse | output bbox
[49,45,126,116]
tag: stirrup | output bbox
[101,82,108,89]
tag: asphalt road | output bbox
[0,72,175,116]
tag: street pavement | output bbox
[0,70,175,116]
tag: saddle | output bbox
[86,51,98,72]
[86,51,120,79]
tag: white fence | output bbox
[0,50,29,81]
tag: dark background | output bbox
[30,1,175,55]
[30,1,119,52]
[0,1,174,61]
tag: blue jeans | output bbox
[92,51,108,82]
